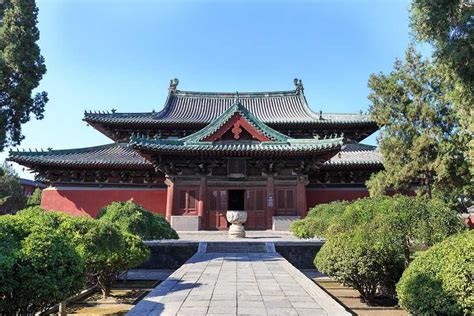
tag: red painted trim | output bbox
[41,188,167,218]
[204,113,271,142]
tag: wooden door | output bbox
[207,190,228,230]
[245,189,267,230]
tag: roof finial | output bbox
[319,110,323,120]
[111,108,116,114]
[169,78,179,93]
[234,91,240,105]
[294,78,304,94]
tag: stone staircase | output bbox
[204,242,273,253]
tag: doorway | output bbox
[228,190,245,210]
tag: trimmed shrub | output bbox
[60,216,150,298]
[0,215,85,314]
[315,221,405,302]
[396,230,474,315]
[290,201,348,239]
[314,195,465,304]
[98,200,178,240]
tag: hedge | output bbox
[98,200,178,240]
[290,201,348,239]
[396,230,474,315]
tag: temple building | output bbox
[9,79,382,230]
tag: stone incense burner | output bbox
[226,210,248,238]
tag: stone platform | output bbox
[128,242,348,316]
[175,230,306,242]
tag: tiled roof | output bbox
[180,102,289,143]
[130,101,344,157]
[8,143,152,169]
[131,138,344,157]
[84,88,374,126]
[323,143,382,168]
[8,142,382,169]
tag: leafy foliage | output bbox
[98,200,179,240]
[290,201,348,239]
[397,230,474,315]
[316,223,405,302]
[410,0,473,92]
[366,47,472,209]
[314,196,464,303]
[26,187,42,206]
[0,164,26,214]
[0,214,85,314]
[60,216,150,298]
[410,0,474,189]
[0,0,48,151]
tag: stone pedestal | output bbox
[226,210,247,238]
[272,216,300,231]
[171,216,200,231]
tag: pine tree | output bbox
[0,0,48,152]
[410,0,473,174]
[367,46,472,210]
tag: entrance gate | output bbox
[206,189,267,230]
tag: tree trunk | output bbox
[404,239,411,268]
[97,275,113,299]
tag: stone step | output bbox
[205,242,268,253]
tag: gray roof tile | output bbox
[84,89,374,126]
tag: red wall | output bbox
[41,187,167,218]
[306,188,370,213]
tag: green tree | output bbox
[0,215,85,314]
[60,217,149,298]
[98,200,179,240]
[410,0,473,95]
[314,196,464,303]
[366,47,472,209]
[0,163,26,214]
[0,0,48,151]
[26,187,41,206]
[410,0,473,176]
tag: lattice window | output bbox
[178,189,197,213]
[276,189,296,215]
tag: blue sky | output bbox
[3,0,420,178]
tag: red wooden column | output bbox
[164,176,174,222]
[266,175,275,229]
[296,176,308,218]
[197,176,207,230]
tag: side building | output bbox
[9,79,382,230]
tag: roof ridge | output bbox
[173,89,298,97]
[10,143,127,156]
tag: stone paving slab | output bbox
[128,245,348,315]
[175,231,319,242]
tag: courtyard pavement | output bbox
[128,242,348,316]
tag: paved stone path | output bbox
[177,231,315,242]
[128,243,348,315]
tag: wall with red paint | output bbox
[306,188,370,213]
[41,187,167,218]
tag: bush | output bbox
[315,221,405,302]
[396,230,474,315]
[98,200,178,240]
[60,217,150,298]
[314,195,465,304]
[290,201,348,239]
[0,215,85,314]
